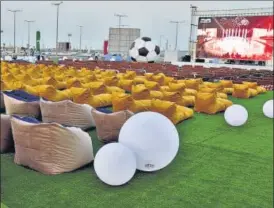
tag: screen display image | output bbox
[196,15,273,61]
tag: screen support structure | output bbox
[188,6,273,62]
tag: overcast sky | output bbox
[1,1,273,50]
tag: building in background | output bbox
[57,42,71,52]
[108,27,141,55]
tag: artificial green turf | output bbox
[1,91,273,208]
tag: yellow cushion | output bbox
[129,100,151,113]
[144,80,160,91]
[256,86,266,94]
[232,84,250,98]
[162,91,185,106]
[112,93,133,112]
[182,88,197,96]
[168,82,186,94]
[83,82,107,95]
[222,88,234,95]
[172,105,194,124]
[133,76,147,85]
[150,99,177,122]
[150,90,164,99]
[106,86,125,94]
[132,85,150,100]
[103,76,119,86]
[220,80,233,88]
[118,79,134,92]
[243,81,258,89]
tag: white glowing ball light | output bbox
[224,104,248,126]
[119,112,179,172]
[94,143,136,186]
[263,100,273,118]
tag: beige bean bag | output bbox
[40,99,95,130]
[91,109,133,143]
[0,114,14,153]
[3,91,40,118]
[11,117,94,175]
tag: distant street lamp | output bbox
[8,9,22,53]
[77,25,83,51]
[170,20,185,50]
[52,1,63,55]
[24,20,35,49]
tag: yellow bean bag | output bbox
[103,76,119,86]
[151,99,194,124]
[144,80,160,91]
[182,88,197,96]
[112,93,134,112]
[199,87,228,99]
[242,81,258,89]
[37,85,71,102]
[133,76,147,85]
[162,91,185,106]
[129,100,151,113]
[118,79,134,92]
[151,75,165,86]
[232,84,258,99]
[168,82,186,94]
[123,71,136,79]
[144,73,154,80]
[222,88,234,95]
[83,82,107,95]
[70,87,112,108]
[220,80,233,88]
[132,85,150,100]
[185,79,202,90]
[194,92,230,114]
[78,74,97,83]
[182,96,196,107]
[106,86,125,94]
[150,99,177,122]
[101,70,117,77]
[150,90,164,99]
[164,76,175,85]
[256,86,266,94]
[15,74,41,86]
[42,77,66,90]
[243,81,265,94]
[66,78,83,88]
[160,86,170,92]
[173,105,194,124]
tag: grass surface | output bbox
[1,92,273,208]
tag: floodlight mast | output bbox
[8,9,22,53]
[52,1,63,55]
[24,20,35,49]
[170,20,185,51]
[114,13,128,55]
[77,25,83,51]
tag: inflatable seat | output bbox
[144,80,161,91]
[11,116,94,175]
[37,85,71,102]
[150,99,194,124]
[118,79,134,92]
[184,79,202,90]
[106,86,125,94]
[103,76,119,86]
[232,84,258,98]
[83,82,108,95]
[150,90,164,100]
[70,87,112,108]
[151,74,165,86]
[132,85,150,100]
[1,114,14,153]
[199,87,228,99]
[40,99,95,130]
[168,82,186,94]
[133,76,147,85]
[3,90,41,117]
[91,109,134,143]
[194,92,233,114]
[243,81,266,94]
[162,91,195,107]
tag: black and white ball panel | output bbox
[141,37,152,42]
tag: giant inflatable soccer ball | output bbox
[129,37,160,63]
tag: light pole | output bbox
[8,9,22,53]
[77,25,83,51]
[170,20,185,51]
[68,33,72,43]
[24,20,35,49]
[114,13,128,55]
[52,1,63,55]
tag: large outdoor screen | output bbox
[196,15,273,61]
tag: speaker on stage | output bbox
[195,58,205,63]
[66,42,70,51]
[182,55,191,62]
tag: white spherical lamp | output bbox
[224,104,248,126]
[119,112,179,172]
[263,100,273,118]
[94,143,136,186]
